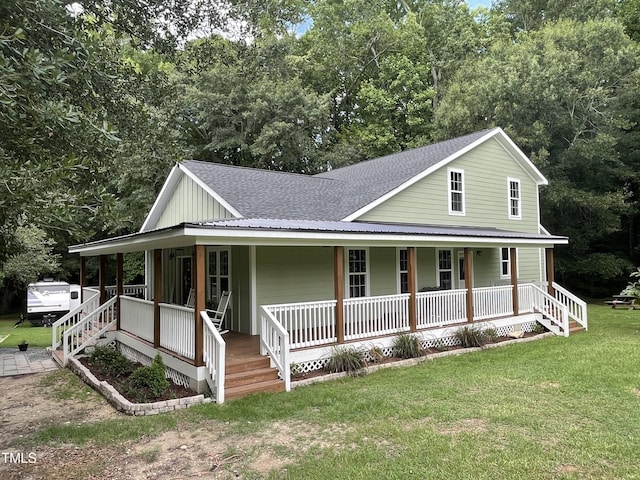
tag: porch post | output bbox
[510,247,519,316]
[334,246,345,344]
[464,248,474,322]
[153,249,162,348]
[546,248,555,296]
[116,253,123,330]
[194,245,205,366]
[407,247,417,332]
[99,255,107,305]
[79,256,87,303]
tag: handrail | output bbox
[552,282,588,330]
[201,311,226,403]
[529,284,569,336]
[51,288,100,350]
[63,296,118,366]
[260,305,291,392]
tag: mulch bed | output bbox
[78,357,196,403]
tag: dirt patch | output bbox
[438,418,488,436]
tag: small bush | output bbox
[454,325,490,348]
[124,354,170,402]
[532,322,547,334]
[393,334,425,359]
[325,346,367,376]
[368,346,385,363]
[484,327,498,343]
[87,345,134,378]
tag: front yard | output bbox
[2,303,639,479]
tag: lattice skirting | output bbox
[118,343,191,388]
[291,320,538,375]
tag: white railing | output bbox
[103,284,147,299]
[517,283,535,314]
[344,293,410,340]
[265,300,337,349]
[202,311,226,403]
[52,287,101,350]
[473,285,513,321]
[553,282,588,330]
[260,306,290,392]
[159,303,195,360]
[416,289,467,328]
[62,296,118,366]
[120,296,155,343]
[528,284,569,336]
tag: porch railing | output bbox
[416,289,467,328]
[52,287,101,350]
[265,300,336,349]
[528,284,569,336]
[553,282,588,330]
[104,284,147,299]
[260,306,290,392]
[473,285,514,321]
[202,311,226,403]
[120,296,155,343]
[159,303,195,360]
[62,296,117,366]
[344,293,410,340]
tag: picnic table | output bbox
[605,295,638,309]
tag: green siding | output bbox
[256,247,334,307]
[156,174,233,229]
[359,137,540,233]
[473,247,542,287]
[369,248,396,295]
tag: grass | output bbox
[18,303,640,478]
[0,313,54,348]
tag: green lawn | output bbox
[17,304,640,478]
[0,314,53,348]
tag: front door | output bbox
[457,251,466,289]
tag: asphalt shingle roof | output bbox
[182,129,493,221]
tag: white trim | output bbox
[436,249,454,289]
[396,248,416,294]
[141,164,181,232]
[457,250,470,289]
[448,167,465,216]
[345,247,370,298]
[180,164,244,219]
[507,177,522,220]
[249,245,257,335]
[342,127,548,222]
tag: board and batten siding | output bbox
[155,173,233,229]
[358,137,540,233]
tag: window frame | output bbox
[448,167,465,216]
[436,249,454,290]
[508,177,522,220]
[345,248,370,298]
[500,247,519,279]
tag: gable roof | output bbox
[144,127,547,228]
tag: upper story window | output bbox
[448,168,465,215]
[508,178,521,219]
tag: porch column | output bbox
[80,256,87,303]
[407,247,417,332]
[116,253,123,330]
[99,255,107,305]
[464,248,474,323]
[546,248,555,296]
[334,246,345,344]
[510,247,519,316]
[153,249,162,348]
[194,245,205,367]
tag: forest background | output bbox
[2,0,640,311]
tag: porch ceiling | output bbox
[69,218,568,256]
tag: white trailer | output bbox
[26,280,81,326]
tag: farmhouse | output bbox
[54,127,587,402]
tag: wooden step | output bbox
[226,356,270,374]
[225,378,285,400]
[226,367,279,388]
[569,320,584,334]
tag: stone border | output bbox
[292,332,554,388]
[68,357,212,415]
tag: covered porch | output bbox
[56,219,586,403]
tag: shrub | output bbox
[454,325,490,348]
[124,354,170,402]
[532,322,547,334]
[484,327,498,343]
[393,334,425,359]
[325,346,367,376]
[368,346,385,363]
[87,345,134,378]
